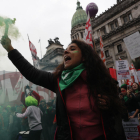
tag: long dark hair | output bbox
[53,39,121,114]
[132,82,140,92]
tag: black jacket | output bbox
[8,49,126,140]
[125,94,139,112]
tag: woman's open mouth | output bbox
[64,56,71,63]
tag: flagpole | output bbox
[99,30,106,65]
[91,19,96,52]
[27,34,30,41]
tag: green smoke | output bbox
[0,51,6,57]
[0,16,20,39]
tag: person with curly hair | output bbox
[1,36,125,140]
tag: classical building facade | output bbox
[71,0,140,69]
[39,37,64,72]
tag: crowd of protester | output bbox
[0,104,24,140]
[119,82,140,121]
[0,98,56,140]
[1,82,140,140]
[39,98,56,140]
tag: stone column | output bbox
[78,32,81,40]
[94,31,98,39]
[105,24,110,33]
[77,33,79,39]
[110,45,116,69]
[83,31,85,39]
[117,17,122,26]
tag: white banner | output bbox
[137,71,140,82]
[116,60,131,80]
[123,32,140,59]
[0,71,55,105]
[122,118,140,140]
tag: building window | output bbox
[105,50,110,58]
[123,15,128,23]
[103,27,107,34]
[77,33,79,39]
[117,44,123,53]
[55,60,58,64]
[110,20,119,31]
[114,21,118,28]
[80,32,83,38]
[110,23,115,30]
[123,13,133,24]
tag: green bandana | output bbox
[124,95,129,102]
[59,63,85,91]
[135,89,139,93]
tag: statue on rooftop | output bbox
[54,37,61,45]
[48,39,54,45]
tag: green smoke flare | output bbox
[0,16,20,39]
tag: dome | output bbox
[71,1,87,29]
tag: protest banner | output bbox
[123,32,140,60]
[116,60,131,80]
[0,71,56,105]
[122,118,140,140]
[137,70,140,83]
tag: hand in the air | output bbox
[97,94,110,110]
[1,36,13,52]
[127,89,132,98]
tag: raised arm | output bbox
[16,106,31,118]
[1,36,57,92]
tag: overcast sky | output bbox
[0,0,117,71]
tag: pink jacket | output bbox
[64,70,104,140]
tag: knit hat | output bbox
[121,84,127,90]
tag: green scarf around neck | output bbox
[59,63,85,91]
[124,95,129,102]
